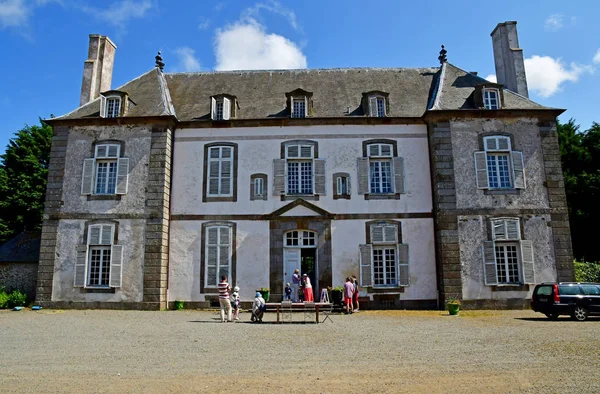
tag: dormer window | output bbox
[286,89,313,119]
[105,97,121,118]
[99,91,128,118]
[292,98,306,118]
[483,89,500,110]
[362,91,389,117]
[211,96,233,121]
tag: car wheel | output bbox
[571,306,588,321]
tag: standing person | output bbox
[230,286,241,321]
[292,269,301,302]
[218,275,232,323]
[343,277,355,314]
[303,274,314,302]
[352,274,360,313]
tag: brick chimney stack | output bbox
[80,35,117,106]
[491,21,529,98]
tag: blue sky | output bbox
[1,0,599,152]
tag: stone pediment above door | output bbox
[268,198,332,219]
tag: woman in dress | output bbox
[303,274,314,302]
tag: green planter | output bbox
[174,300,184,310]
[447,303,460,316]
[257,289,270,302]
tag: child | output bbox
[230,286,241,321]
[251,291,266,323]
[284,283,292,301]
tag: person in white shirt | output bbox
[251,292,266,323]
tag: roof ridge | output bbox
[165,66,440,76]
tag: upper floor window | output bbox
[273,140,325,198]
[474,136,525,190]
[211,96,233,121]
[100,92,127,118]
[81,143,129,196]
[483,89,500,110]
[286,89,312,119]
[370,96,386,117]
[250,173,268,201]
[74,223,123,289]
[207,146,233,196]
[292,98,307,118]
[106,98,121,118]
[357,140,405,199]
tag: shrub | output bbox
[0,290,8,309]
[574,260,600,283]
[7,290,27,308]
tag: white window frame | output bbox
[372,246,397,286]
[475,135,526,190]
[494,242,521,284]
[368,144,394,194]
[284,230,317,248]
[83,224,122,289]
[206,146,234,197]
[483,89,501,110]
[100,96,122,118]
[211,97,231,121]
[291,98,307,118]
[254,177,264,197]
[285,144,314,195]
[94,144,120,195]
[205,225,232,288]
[336,176,349,195]
[369,96,386,117]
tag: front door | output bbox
[283,248,301,294]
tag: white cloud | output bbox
[524,55,595,97]
[174,47,201,72]
[593,49,600,64]
[214,19,307,71]
[485,74,497,83]
[544,14,564,31]
[92,0,153,27]
[0,0,28,28]
[243,0,300,32]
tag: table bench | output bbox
[264,302,332,324]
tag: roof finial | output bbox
[155,51,165,71]
[438,45,447,65]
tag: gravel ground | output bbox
[1,308,599,393]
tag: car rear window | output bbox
[581,285,600,295]
[558,285,581,295]
[536,286,552,296]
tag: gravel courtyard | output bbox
[1,308,599,393]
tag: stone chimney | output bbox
[80,35,117,106]
[491,21,528,98]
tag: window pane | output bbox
[385,248,396,286]
[300,162,313,194]
[487,154,511,189]
[377,98,385,117]
[373,249,384,285]
[216,101,224,120]
[106,98,120,118]
[370,161,392,194]
[88,247,110,286]
[287,162,299,194]
[95,162,107,194]
[495,244,519,284]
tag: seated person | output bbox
[251,292,266,323]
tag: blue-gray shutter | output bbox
[314,159,326,195]
[116,158,129,195]
[81,159,95,195]
[99,95,107,118]
[393,157,405,194]
[511,151,525,189]
[474,151,489,189]
[397,244,409,286]
[357,158,369,194]
[110,245,123,287]
[273,159,286,195]
[359,244,373,287]
[74,245,88,287]
[520,240,535,284]
[482,241,498,285]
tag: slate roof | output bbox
[54,62,558,121]
[0,232,41,263]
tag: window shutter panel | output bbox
[369,144,379,157]
[397,244,409,286]
[498,137,510,151]
[520,240,535,284]
[81,159,95,195]
[511,151,526,189]
[250,178,256,201]
[107,145,119,158]
[492,220,506,241]
[314,159,326,195]
[287,145,299,158]
[393,157,405,194]
[288,95,294,116]
[384,225,397,243]
[336,176,342,195]
[116,158,129,195]
[261,178,268,200]
[222,97,231,120]
[304,96,308,117]
[357,158,369,194]
[359,244,373,287]
[211,97,217,120]
[273,159,286,195]
[381,144,392,157]
[100,95,107,118]
[474,151,489,189]
[89,225,101,245]
[101,225,113,245]
[484,137,497,151]
[220,161,232,195]
[482,241,498,285]
[300,145,312,158]
[74,245,88,287]
[96,145,107,158]
[110,244,123,288]
[369,97,378,117]
[506,219,520,240]
[371,225,384,243]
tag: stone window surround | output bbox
[86,140,126,201]
[202,142,238,203]
[362,219,406,291]
[80,219,119,293]
[361,91,390,117]
[250,173,268,201]
[332,172,351,200]
[285,89,313,118]
[477,132,521,196]
[200,221,237,294]
[279,140,320,201]
[362,139,400,200]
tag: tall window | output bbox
[207,146,233,197]
[254,177,264,197]
[205,225,232,287]
[105,98,121,118]
[81,143,129,196]
[250,173,267,201]
[359,222,409,288]
[74,223,123,288]
[483,89,500,110]
[482,218,534,286]
[368,144,393,194]
[292,98,306,118]
[286,144,313,194]
[475,136,525,190]
[358,141,404,198]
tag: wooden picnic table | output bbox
[264,302,332,324]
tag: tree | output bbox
[0,120,53,244]
[557,119,600,262]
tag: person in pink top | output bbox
[343,277,355,314]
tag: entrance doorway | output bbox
[283,230,318,301]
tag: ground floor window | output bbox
[88,246,111,286]
[495,243,520,284]
[373,247,397,286]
